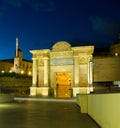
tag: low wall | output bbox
[88,93,120,128]
[0,94,14,102]
[0,77,32,95]
[77,93,120,128]
[0,77,32,87]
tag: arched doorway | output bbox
[56,72,71,98]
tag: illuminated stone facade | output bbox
[30,41,94,97]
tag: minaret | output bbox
[16,37,18,57]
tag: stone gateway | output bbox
[30,41,94,97]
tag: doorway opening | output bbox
[56,72,71,98]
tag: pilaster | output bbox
[74,56,79,87]
[30,87,37,96]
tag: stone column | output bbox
[73,56,80,97]
[32,58,38,87]
[79,57,90,94]
[37,57,49,97]
[44,57,49,86]
[30,58,38,96]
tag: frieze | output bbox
[50,51,73,58]
[30,50,50,58]
[72,46,94,55]
[50,58,73,66]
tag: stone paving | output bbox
[0,98,100,128]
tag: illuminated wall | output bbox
[0,61,13,73]
[77,93,120,128]
[88,93,120,128]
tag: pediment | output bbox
[52,41,71,52]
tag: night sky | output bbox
[0,0,120,60]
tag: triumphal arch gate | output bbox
[30,41,94,98]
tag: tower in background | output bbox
[0,37,32,75]
[11,37,22,73]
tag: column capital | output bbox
[32,58,37,61]
[44,57,49,60]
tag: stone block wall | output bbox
[0,77,32,95]
[94,57,120,82]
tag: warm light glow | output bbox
[9,70,12,73]
[115,53,118,56]
[1,70,5,73]
[21,70,24,74]
[28,71,32,75]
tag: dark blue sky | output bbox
[0,0,120,60]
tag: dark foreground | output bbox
[0,100,100,128]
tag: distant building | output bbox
[110,37,120,56]
[0,37,32,76]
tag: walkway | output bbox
[0,97,100,128]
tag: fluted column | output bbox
[44,57,49,86]
[32,58,38,87]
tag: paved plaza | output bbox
[0,99,100,128]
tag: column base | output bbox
[79,87,90,94]
[72,87,80,97]
[37,87,49,97]
[30,87,37,96]
[77,94,88,113]
[72,87,92,97]
[89,86,94,92]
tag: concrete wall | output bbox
[77,93,120,128]
[88,93,120,128]
[94,57,120,82]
